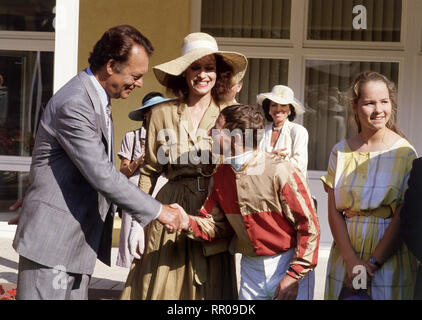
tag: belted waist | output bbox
[169,175,210,192]
[344,206,393,219]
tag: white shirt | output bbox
[259,120,309,176]
[86,67,112,161]
[225,150,254,172]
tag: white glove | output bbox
[128,220,144,259]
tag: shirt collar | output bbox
[225,150,254,172]
[86,67,110,108]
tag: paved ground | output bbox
[0,221,330,300]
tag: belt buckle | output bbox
[197,176,206,192]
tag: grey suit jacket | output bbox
[13,70,161,275]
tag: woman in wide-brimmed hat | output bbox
[121,32,247,300]
[257,85,309,176]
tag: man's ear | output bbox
[106,59,116,75]
[231,132,243,148]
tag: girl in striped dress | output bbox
[321,71,418,300]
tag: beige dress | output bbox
[120,99,237,300]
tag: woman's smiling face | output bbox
[354,80,392,133]
[185,54,217,98]
[269,101,290,126]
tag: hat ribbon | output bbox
[182,40,219,55]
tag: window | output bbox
[0,1,56,213]
[0,0,56,32]
[307,0,402,42]
[0,51,54,157]
[201,0,291,39]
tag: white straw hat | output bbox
[256,85,305,116]
[153,32,248,87]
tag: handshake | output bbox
[157,203,190,233]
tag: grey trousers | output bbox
[16,255,91,300]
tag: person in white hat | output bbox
[257,85,309,176]
[121,32,247,300]
[116,92,175,269]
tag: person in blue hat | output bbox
[116,92,175,268]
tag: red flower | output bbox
[7,289,16,298]
[0,285,16,300]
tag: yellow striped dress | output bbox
[321,138,418,300]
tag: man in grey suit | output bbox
[13,25,183,300]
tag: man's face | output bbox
[106,44,149,99]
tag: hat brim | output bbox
[257,93,305,116]
[128,97,177,121]
[153,49,248,88]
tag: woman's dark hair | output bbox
[166,54,233,104]
[261,98,296,122]
[88,25,154,73]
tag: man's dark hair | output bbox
[88,25,154,73]
[220,104,265,149]
[262,98,296,122]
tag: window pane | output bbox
[0,51,54,156]
[238,58,289,105]
[0,171,28,213]
[201,0,291,39]
[0,0,56,32]
[307,0,402,42]
[304,60,399,171]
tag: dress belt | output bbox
[169,175,210,192]
[344,206,393,219]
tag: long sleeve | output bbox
[288,124,309,175]
[279,168,320,278]
[185,187,234,241]
[139,106,165,194]
[54,99,161,227]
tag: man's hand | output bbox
[7,198,23,225]
[273,274,299,300]
[156,204,183,233]
[169,203,189,230]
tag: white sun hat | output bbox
[153,32,248,88]
[256,85,305,116]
